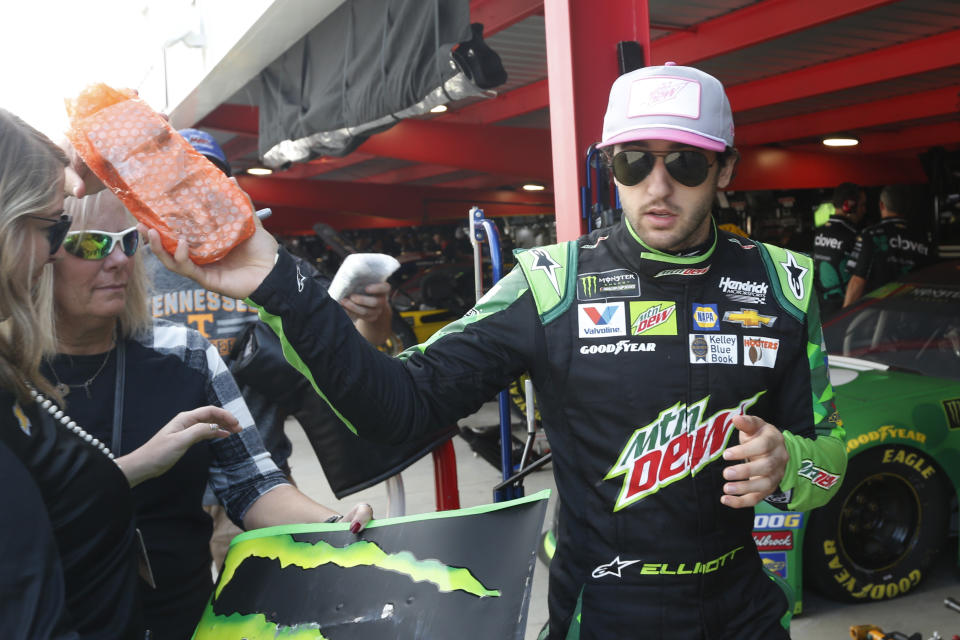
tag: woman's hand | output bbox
[116,406,240,488]
[58,138,103,198]
[342,502,375,534]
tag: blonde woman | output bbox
[0,110,241,639]
[53,190,372,640]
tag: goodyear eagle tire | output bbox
[804,445,948,602]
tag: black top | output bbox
[846,217,933,293]
[0,388,143,639]
[813,214,859,315]
[0,433,79,639]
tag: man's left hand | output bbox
[720,414,788,508]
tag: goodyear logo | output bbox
[629,301,677,336]
[722,308,777,329]
[577,269,640,301]
[691,303,719,331]
[944,398,960,430]
[845,424,927,453]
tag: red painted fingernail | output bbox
[350,522,361,534]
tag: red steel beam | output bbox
[469,0,543,37]
[737,85,960,147]
[727,29,960,113]
[441,79,549,125]
[651,0,898,65]
[848,122,960,155]
[359,164,460,184]
[545,0,650,241]
[220,135,259,164]
[197,104,258,136]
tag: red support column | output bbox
[544,0,650,241]
[432,440,460,511]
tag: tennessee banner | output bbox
[192,491,550,639]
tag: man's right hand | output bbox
[140,216,279,301]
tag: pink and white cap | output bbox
[597,62,734,152]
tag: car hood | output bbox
[828,356,960,404]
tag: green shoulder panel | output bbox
[756,243,814,323]
[514,241,579,325]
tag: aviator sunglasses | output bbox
[63,226,139,260]
[25,213,73,254]
[612,149,716,188]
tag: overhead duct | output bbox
[258,0,507,168]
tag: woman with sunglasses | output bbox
[51,190,373,640]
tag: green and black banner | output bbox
[192,490,550,639]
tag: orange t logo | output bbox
[187,313,215,338]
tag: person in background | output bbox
[54,189,373,639]
[143,129,391,569]
[813,182,866,316]
[843,184,933,307]
[146,63,847,639]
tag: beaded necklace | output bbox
[29,387,116,460]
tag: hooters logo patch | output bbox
[605,392,764,511]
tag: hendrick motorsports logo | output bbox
[578,303,626,338]
[629,301,677,336]
[689,334,738,364]
[605,392,764,510]
[577,269,640,300]
[718,277,768,304]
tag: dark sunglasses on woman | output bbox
[25,213,73,254]
[63,226,140,260]
[612,149,717,188]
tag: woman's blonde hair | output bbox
[62,191,152,339]
[0,109,69,403]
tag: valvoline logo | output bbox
[578,302,626,338]
[605,391,764,511]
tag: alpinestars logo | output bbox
[296,264,306,292]
[779,252,808,301]
[529,249,563,296]
[605,391,764,511]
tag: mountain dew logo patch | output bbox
[605,392,764,511]
[629,301,677,335]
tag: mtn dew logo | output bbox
[605,391,764,511]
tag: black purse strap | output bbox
[110,338,126,454]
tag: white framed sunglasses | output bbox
[62,226,139,261]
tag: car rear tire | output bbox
[804,445,948,602]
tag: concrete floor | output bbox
[284,404,960,640]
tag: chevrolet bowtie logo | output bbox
[722,308,777,328]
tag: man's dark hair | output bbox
[831,182,861,208]
[879,184,915,217]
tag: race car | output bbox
[755,260,960,612]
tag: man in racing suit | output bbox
[147,63,847,639]
[813,183,865,316]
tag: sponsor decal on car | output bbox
[753,512,804,530]
[797,459,840,489]
[591,547,744,579]
[578,302,626,338]
[909,287,960,301]
[605,392,764,510]
[845,425,928,453]
[722,308,777,329]
[743,336,779,368]
[761,552,788,579]
[689,334,738,364]
[718,276,768,304]
[629,301,677,336]
[691,303,720,331]
[654,266,711,277]
[943,398,960,430]
[778,252,809,301]
[579,340,655,356]
[577,269,640,300]
[753,531,793,551]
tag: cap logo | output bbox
[627,77,701,120]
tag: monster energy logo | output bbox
[577,269,639,301]
[944,398,960,430]
[582,275,598,297]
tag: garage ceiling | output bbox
[186,0,960,233]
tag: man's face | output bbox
[613,140,734,253]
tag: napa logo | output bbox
[691,303,719,331]
[578,302,626,338]
[605,391,764,510]
[13,402,31,436]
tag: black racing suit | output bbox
[813,214,858,317]
[249,220,846,640]
[846,217,932,293]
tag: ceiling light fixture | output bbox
[821,136,859,147]
[522,183,546,191]
[430,104,448,113]
[247,167,274,175]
